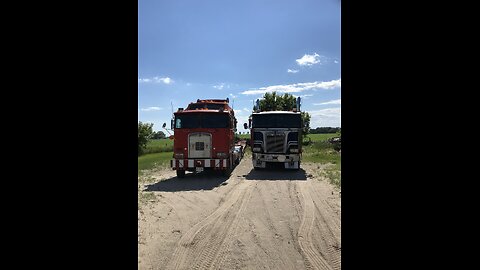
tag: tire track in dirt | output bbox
[308,186,341,270]
[243,180,295,270]
[309,181,341,232]
[166,180,253,270]
[297,180,333,270]
[208,186,253,270]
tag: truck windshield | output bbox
[252,114,301,128]
[175,113,230,128]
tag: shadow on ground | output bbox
[245,167,307,181]
[144,171,229,192]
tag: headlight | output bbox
[252,147,261,152]
[216,152,227,158]
[174,153,184,159]
[289,148,299,153]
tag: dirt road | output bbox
[138,157,341,270]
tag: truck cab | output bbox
[249,111,302,169]
[170,99,237,178]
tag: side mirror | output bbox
[243,123,248,129]
[248,119,252,128]
[162,122,166,128]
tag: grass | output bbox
[144,138,174,154]
[138,152,172,172]
[138,190,156,208]
[302,133,341,188]
[306,133,339,142]
[139,191,156,202]
[236,134,251,140]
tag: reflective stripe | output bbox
[205,160,210,167]
[188,160,194,168]
[178,160,184,168]
[223,159,227,168]
[215,159,220,167]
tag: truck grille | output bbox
[195,142,204,150]
[188,132,211,158]
[287,132,298,142]
[266,133,285,153]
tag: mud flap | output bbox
[253,160,266,168]
[284,161,299,169]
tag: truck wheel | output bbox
[176,170,185,178]
[296,161,301,170]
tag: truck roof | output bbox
[175,110,230,114]
[175,98,235,115]
[252,111,300,115]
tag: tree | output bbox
[152,131,166,139]
[301,111,311,140]
[257,92,300,112]
[138,121,154,156]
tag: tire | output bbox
[176,170,185,178]
[222,166,232,177]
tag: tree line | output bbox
[309,127,341,134]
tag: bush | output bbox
[138,122,154,156]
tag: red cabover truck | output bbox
[169,98,238,178]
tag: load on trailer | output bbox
[245,97,303,170]
[168,98,238,178]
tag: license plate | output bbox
[196,167,204,172]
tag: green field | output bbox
[306,133,339,141]
[237,134,250,139]
[138,152,172,172]
[144,139,174,154]
[302,133,341,188]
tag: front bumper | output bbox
[171,159,228,170]
[252,153,300,169]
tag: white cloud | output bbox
[295,94,314,99]
[334,60,339,64]
[213,83,225,90]
[313,99,341,105]
[138,78,151,83]
[140,107,162,111]
[235,115,250,131]
[241,79,341,95]
[296,53,321,66]
[287,69,299,73]
[308,107,341,128]
[229,93,237,98]
[138,76,173,84]
[213,83,232,90]
[155,77,173,84]
[243,108,250,113]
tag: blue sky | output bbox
[138,0,340,132]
